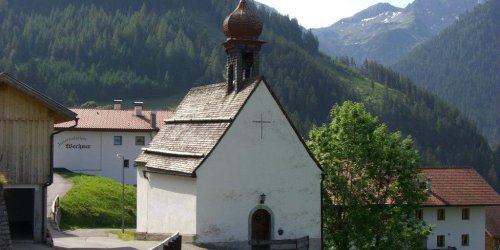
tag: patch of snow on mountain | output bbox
[382,12,401,23]
[361,16,377,22]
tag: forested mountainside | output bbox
[395,0,500,147]
[0,0,497,189]
[312,0,483,65]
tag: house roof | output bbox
[421,167,500,206]
[55,108,173,131]
[0,72,77,123]
[136,77,322,176]
[135,79,258,176]
[487,207,500,238]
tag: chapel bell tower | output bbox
[223,0,264,93]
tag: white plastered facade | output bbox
[136,169,197,235]
[423,206,485,250]
[54,131,155,184]
[137,81,322,249]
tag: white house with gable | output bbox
[54,101,172,184]
[135,1,322,249]
[420,167,500,250]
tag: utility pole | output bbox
[117,154,125,233]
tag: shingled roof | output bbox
[135,79,261,176]
[55,108,173,131]
[421,167,500,206]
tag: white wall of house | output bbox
[54,131,154,184]
[423,206,485,250]
[136,166,197,235]
[195,82,322,249]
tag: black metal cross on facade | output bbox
[252,113,272,140]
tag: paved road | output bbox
[52,229,160,249]
[51,229,209,249]
[47,173,73,217]
[13,172,208,250]
[47,173,160,249]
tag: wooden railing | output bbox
[249,236,309,250]
[149,232,182,250]
[51,195,61,231]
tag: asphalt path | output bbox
[32,172,207,250]
[48,173,159,249]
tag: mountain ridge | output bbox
[395,0,500,147]
[312,0,483,65]
[0,0,497,190]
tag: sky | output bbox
[255,0,414,29]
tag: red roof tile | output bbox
[55,108,173,131]
[421,167,500,206]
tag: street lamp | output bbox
[116,154,125,233]
[260,193,266,204]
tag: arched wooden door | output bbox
[251,209,271,250]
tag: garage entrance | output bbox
[4,188,34,240]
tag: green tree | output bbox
[308,101,431,249]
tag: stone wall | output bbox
[0,187,12,249]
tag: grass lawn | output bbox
[56,169,136,229]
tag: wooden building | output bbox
[0,72,77,242]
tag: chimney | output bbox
[134,102,144,116]
[150,111,157,129]
[114,100,123,110]
[427,178,432,193]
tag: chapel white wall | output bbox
[54,131,154,184]
[136,166,149,233]
[424,206,485,250]
[196,82,322,248]
[136,167,197,235]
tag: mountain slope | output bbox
[313,0,483,65]
[395,0,500,147]
[0,0,497,189]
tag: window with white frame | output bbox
[114,136,122,145]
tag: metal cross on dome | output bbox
[252,113,272,140]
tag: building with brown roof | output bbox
[135,1,322,249]
[420,167,500,250]
[486,207,500,250]
[0,72,77,243]
[54,101,172,184]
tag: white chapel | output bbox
[135,1,323,249]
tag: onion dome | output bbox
[223,0,263,40]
